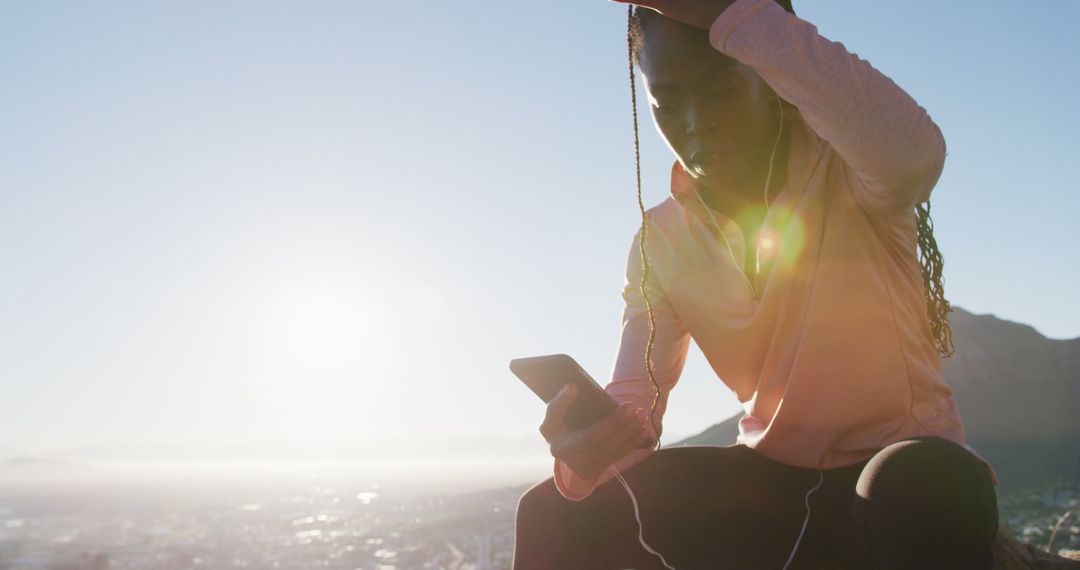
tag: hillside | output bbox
[672,307,1080,492]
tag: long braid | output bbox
[627,6,664,448]
[915,201,955,357]
[625,4,791,447]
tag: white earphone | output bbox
[611,95,826,570]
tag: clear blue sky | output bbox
[1,1,1077,455]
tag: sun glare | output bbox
[269,280,402,379]
[245,274,408,444]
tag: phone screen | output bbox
[509,354,619,430]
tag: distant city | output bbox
[0,466,523,570]
[0,464,1076,570]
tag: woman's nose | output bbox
[685,103,718,137]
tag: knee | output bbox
[857,436,992,503]
[853,437,999,567]
[516,477,561,522]
[514,478,566,569]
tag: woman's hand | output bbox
[608,0,737,31]
[539,384,657,480]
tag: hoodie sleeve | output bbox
[553,222,693,501]
[709,0,947,215]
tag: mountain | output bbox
[672,307,1080,491]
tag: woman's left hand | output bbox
[608,0,737,31]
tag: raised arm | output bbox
[553,225,692,501]
[709,0,947,214]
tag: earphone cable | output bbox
[688,95,784,300]
[623,8,815,570]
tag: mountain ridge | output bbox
[671,306,1080,491]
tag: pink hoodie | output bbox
[554,0,998,501]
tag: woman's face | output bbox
[638,16,779,191]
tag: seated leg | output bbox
[513,444,856,570]
[850,435,999,570]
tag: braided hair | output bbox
[915,201,955,356]
[624,3,954,443]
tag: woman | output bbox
[514,0,1000,569]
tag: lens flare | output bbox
[758,230,778,257]
[746,207,809,278]
[776,212,808,271]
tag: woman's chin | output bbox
[690,169,728,192]
[693,161,759,192]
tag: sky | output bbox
[1,1,1077,457]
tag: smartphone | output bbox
[509,354,619,431]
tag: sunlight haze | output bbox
[1,1,1077,460]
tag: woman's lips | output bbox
[690,149,729,166]
[688,151,729,175]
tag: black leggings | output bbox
[513,436,998,569]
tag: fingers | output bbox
[551,403,629,456]
[550,404,632,458]
[546,398,660,481]
[601,417,650,458]
[596,405,645,446]
[569,424,650,479]
[577,403,638,451]
[539,384,578,440]
[557,405,651,476]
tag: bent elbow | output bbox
[912,122,947,205]
[878,121,947,211]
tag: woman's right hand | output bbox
[538,383,657,480]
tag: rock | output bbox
[993,525,1080,569]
